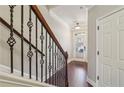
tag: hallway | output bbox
[68,61,92,87]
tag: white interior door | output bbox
[97,8,124,87]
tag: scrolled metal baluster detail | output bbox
[27,50,33,58]
[27,21,33,28]
[7,37,16,47]
[40,34,44,40]
[27,6,33,79]
[40,58,44,81]
[7,5,16,73]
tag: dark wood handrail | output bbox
[31,5,67,58]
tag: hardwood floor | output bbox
[68,61,92,87]
[46,61,92,87]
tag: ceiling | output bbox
[47,5,93,30]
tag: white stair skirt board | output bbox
[0,72,54,87]
[0,64,54,87]
[87,77,96,87]
[0,64,46,82]
[68,58,88,63]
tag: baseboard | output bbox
[68,58,88,63]
[87,77,96,87]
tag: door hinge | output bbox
[97,26,99,30]
[97,50,100,55]
[97,76,99,80]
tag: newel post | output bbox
[65,51,69,87]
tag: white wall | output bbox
[88,5,123,82]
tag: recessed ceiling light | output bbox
[75,26,80,30]
[75,23,80,30]
[80,6,83,9]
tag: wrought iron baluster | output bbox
[56,47,59,86]
[58,48,60,86]
[27,6,33,79]
[62,53,64,86]
[35,16,38,80]
[48,36,52,84]
[58,49,61,86]
[63,55,66,86]
[59,52,61,86]
[62,54,64,86]
[62,55,65,86]
[64,56,66,86]
[21,5,24,77]
[7,5,16,73]
[61,54,63,86]
[52,40,54,85]
[45,31,48,83]
[40,23,44,82]
[55,45,57,86]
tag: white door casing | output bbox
[97,8,124,87]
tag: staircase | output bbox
[0,5,68,87]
